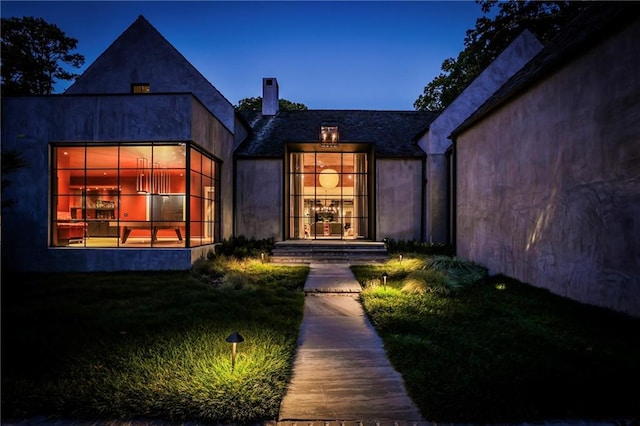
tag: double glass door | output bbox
[289,152,369,240]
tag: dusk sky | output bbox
[1,1,486,110]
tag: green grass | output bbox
[351,257,640,423]
[1,259,309,424]
[4,253,639,424]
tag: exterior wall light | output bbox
[225,331,244,371]
[382,271,389,290]
[319,122,339,148]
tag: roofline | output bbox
[449,2,640,139]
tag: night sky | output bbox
[1,1,484,110]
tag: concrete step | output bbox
[270,241,389,264]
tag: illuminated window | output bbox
[131,83,150,94]
[52,143,219,249]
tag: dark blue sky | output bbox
[1,1,485,110]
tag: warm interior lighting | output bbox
[153,164,171,195]
[136,157,150,193]
[319,168,339,189]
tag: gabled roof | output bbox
[65,15,236,131]
[236,109,436,158]
[450,1,640,138]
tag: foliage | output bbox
[402,268,450,295]
[236,96,308,111]
[1,150,28,209]
[1,16,85,95]
[413,1,590,111]
[383,237,454,256]
[425,255,488,288]
[213,235,276,259]
[352,262,640,423]
[1,260,309,423]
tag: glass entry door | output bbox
[289,152,368,240]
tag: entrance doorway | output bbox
[289,152,369,240]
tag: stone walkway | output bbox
[277,263,424,423]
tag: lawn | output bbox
[1,257,309,424]
[3,250,639,425]
[351,256,640,424]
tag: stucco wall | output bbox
[1,94,228,272]
[417,30,543,244]
[235,158,283,240]
[455,21,640,316]
[377,158,423,241]
[65,16,236,131]
[191,99,235,239]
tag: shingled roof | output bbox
[236,109,436,158]
[450,1,640,138]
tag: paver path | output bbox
[278,263,424,422]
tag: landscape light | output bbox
[261,252,265,263]
[399,254,403,263]
[225,331,244,371]
[382,271,389,290]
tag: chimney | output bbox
[262,77,279,116]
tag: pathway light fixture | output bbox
[225,331,244,371]
[382,271,389,290]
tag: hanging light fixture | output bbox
[136,158,150,193]
[319,121,339,148]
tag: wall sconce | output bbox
[382,271,389,290]
[319,122,339,148]
[136,158,150,193]
[225,331,244,371]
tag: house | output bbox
[449,2,640,316]
[2,3,637,316]
[1,15,440,272]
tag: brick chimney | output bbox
[262,77,279,116]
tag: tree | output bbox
[414,1,590,111]
[1,16,85,95]
[236,96,308,111]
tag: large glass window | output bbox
[289,152,369,240]
[52,143,219,248]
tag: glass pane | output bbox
[86,146,119,169]
[190,149,202,173]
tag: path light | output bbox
[261,252,265,264]
[225,331,244,371]
[382,271,389,290]
[399,254,403,263]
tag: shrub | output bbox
[402,269,452,295]
[215,236,276,259]
[425,255,488,289]
[383,238,454,256]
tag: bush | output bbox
[215,236,276,259]
[383,238,454,256]
[402,269,451,295]
[425,255,488,289]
